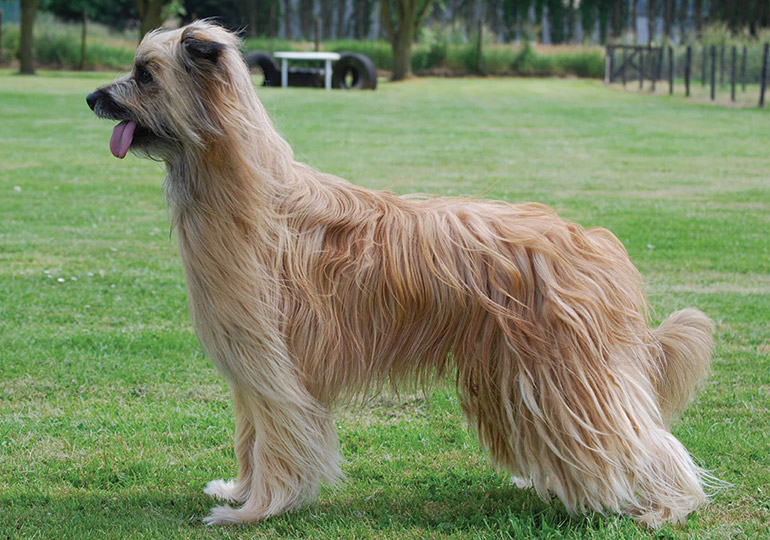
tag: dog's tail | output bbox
[651,308,715,427]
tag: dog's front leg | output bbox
[203,373,341,525]
[204,386,255,504]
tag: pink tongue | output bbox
[109,120,137,159]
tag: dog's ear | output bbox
[182,29,224,66]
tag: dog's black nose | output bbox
[86,92,98,111]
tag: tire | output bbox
[244,50,281,87]
[332,53,377,90]
[288,68,325,88]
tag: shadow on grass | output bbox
[0,478,672,539]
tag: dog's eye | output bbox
[136,68,153,85]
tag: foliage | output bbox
[1,13,135,68]
[40,0,137,31]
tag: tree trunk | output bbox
[19,0,38,75]
[547,0,564,44]
[136,0,164,41]
[647,0,656,45]
[679,0,688,42]
[284,0,293,39]
[663,0,673,40]
[269,0,279,37]
[356,0,365,37]
[631,0,638,43]
[534,0,544,43]
[247,0,258,36]
[566,0,574,43]
[693,0,702,39]
[391,28,413,80]
[337,0,347,38]
[611,0,622,40]
[300,0,313,39]
[321,0,331,38]
[381,0,433,81]
[598,1,609,44]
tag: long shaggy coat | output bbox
[87,21,715,528]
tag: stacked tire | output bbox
[332,53,377,90]
[244,50,281,87]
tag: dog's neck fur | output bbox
[163,68,293,225]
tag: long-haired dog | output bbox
[87,21,715,528]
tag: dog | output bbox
[87,21,715,528]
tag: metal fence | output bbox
[604,43,770,107]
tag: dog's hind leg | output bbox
[204,387,255,504]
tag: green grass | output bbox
[1,70,769,539]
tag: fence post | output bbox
[651,47,657,92]
[710,45,716,101]
[701,46,706,87]
[639,48,644,89]
[719,45,725,86]
[741,45,747,92]
[668,46,674,95]
[730,46,736,102]
[622,48,627,87]
[604,46,611,83]
[760,43,769,108]
[685,45,692,97]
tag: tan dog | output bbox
[87,21,715,527]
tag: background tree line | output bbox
[38,0,770,43]
[14,0,770,80]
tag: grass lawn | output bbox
[1,70,768,539]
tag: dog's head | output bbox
[87,21,244,160]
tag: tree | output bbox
[354,0,374,38]
[283,0,293,38]
[679,0,688,42]
[579,0,596,44]
[502,0,519,42]
[647,0,656,44]
[44,0,137,30]
[610,0,623,40]
[19,0,38,75]
[300,0,314,39]
[546,0,564,43]
[136,0,166,39]
[380,0,435,80]
[663,0,673,40]
[534,0,544,42]
[693,0,702,38]
[566,0,575,43]
[597,0,611,44]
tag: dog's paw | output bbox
[204,479,245,503]
[511,476,534,490]
[203,504,243,526]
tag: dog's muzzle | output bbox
[86,91,99,111]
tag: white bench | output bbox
[273,52,342,90]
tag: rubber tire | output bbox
[332,53,377,90]
[288,68,325,88]
[244,50,281,87]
